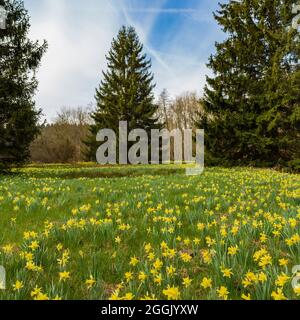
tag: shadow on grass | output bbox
[42,168,185,179]
[6,164,187,179]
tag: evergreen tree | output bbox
[85,26,160,161]
[0,0,47,171]
[197,0,300,167]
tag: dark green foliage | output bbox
[197,0,300,169]
[85,26,160,161]
[0,0,47,171]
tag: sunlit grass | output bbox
[0,164,299,300]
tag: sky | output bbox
[24,0,227,121]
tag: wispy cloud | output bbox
[120,3,172,73]
[125,8,197,14]
[119,0,215,98]
[24,0,223,120]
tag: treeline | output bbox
[0,0,47,172]
[1,0,299,172]
[30,107,92,163]
[198,0,300,170]
[30,91,201,163]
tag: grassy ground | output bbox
[0,164,299,300]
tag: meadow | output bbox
[0,164,299,300]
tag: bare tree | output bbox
[157,89,172,130]
[157,91,203,131]
[170,91,201,131]
[55,104,94,126]
[30,105,94,163]
[156,91,204,161]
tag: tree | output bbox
[170,92,202,131]
[157,89,171,130]
[197,0,300,167]
[85,26,160,161]
[0,0,47,171]
[157,90,203,131]
[55,105,93,126]
[156,90,202,161]
[30,106,91,163]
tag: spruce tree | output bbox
[85,26,160,161]
[197,0,300,167]
[0,0,47,171]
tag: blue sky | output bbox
[24,0,226,120]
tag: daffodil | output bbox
[180,252,192,263]
[201,277,212,289]
[221,267,233,278]
[154,274,162,286]
[34,293,49,300]
[31,286,42,297]
[182,277,192,288]
[275,273,290,287]
[241,293,251,300]
[166,265,176,277]
[278,258,288,267]
[271,288,287,300]
[163,286,181,300]
[85,275,96,289]
[217,286,229,300]
[129,256,139,267]
[228,245,239,256]
[28,241,40,251]
[138,272,147,282]
[125,272,133,283]
[59,271,70,282]
[13,280,24,291]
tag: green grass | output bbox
[0,164,299,300]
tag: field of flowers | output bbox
[0,164,299,300]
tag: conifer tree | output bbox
[85,26,160,161]
[197,0,300,167]
[0,0,47,171]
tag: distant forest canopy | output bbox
[30,91,202,163]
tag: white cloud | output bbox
[24,0,217,121]
[152,52,210,99]
[120,2,172,73]
[27,0,122,121]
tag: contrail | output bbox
[120,5,172,73]
[126,8,197,14]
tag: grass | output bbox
[0,164,299,300]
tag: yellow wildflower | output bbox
[217,286,229,300]
[85,275,96,289]
[163,286,181,300]
[59,271,70,282]
[13,280,24,291]
[201,277,213,289]
[182,277,192,288]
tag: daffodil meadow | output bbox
[0,164,299,300]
